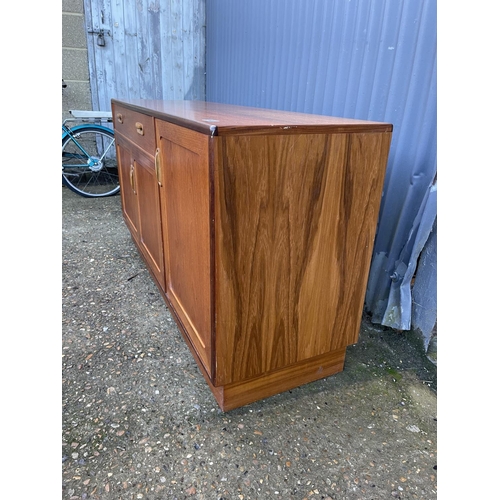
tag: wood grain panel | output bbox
[214,133,343,385]
[156,121,212,375]
[297,132,392,356]
[214,132,391,386]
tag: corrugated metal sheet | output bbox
[206,0,437,341]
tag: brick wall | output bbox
[62,0,92,119]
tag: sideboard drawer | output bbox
[113,104,156,154]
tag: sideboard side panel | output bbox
[296,131,392,355]
[214,133,345,385]
[214,131,391,386]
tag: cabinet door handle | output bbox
[155,148,162,186]
[135,122,144,135]
[117,113,123,124]
[129,164,135,193]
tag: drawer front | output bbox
[113,104,156,154]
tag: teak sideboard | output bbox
[111,99,392,411]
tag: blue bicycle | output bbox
[62,109,119,198]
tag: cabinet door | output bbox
[115,134,165,291]
[116,137,140,243]
[134,148,165,291]
[156,121,212,376]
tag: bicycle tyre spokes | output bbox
[62,127,120,198]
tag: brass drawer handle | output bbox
[155,148,162,186]
[117,113,123,124]
[135,122,144,135]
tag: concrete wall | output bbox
[62,0,92,120]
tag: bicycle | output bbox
[62,109,120,198]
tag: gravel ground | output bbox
[62,186,437,500]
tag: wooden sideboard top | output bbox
[111,99,393,136]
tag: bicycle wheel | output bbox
[62,126,120,198]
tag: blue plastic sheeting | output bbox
[206,0,437,337]
[367,178,437,343]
